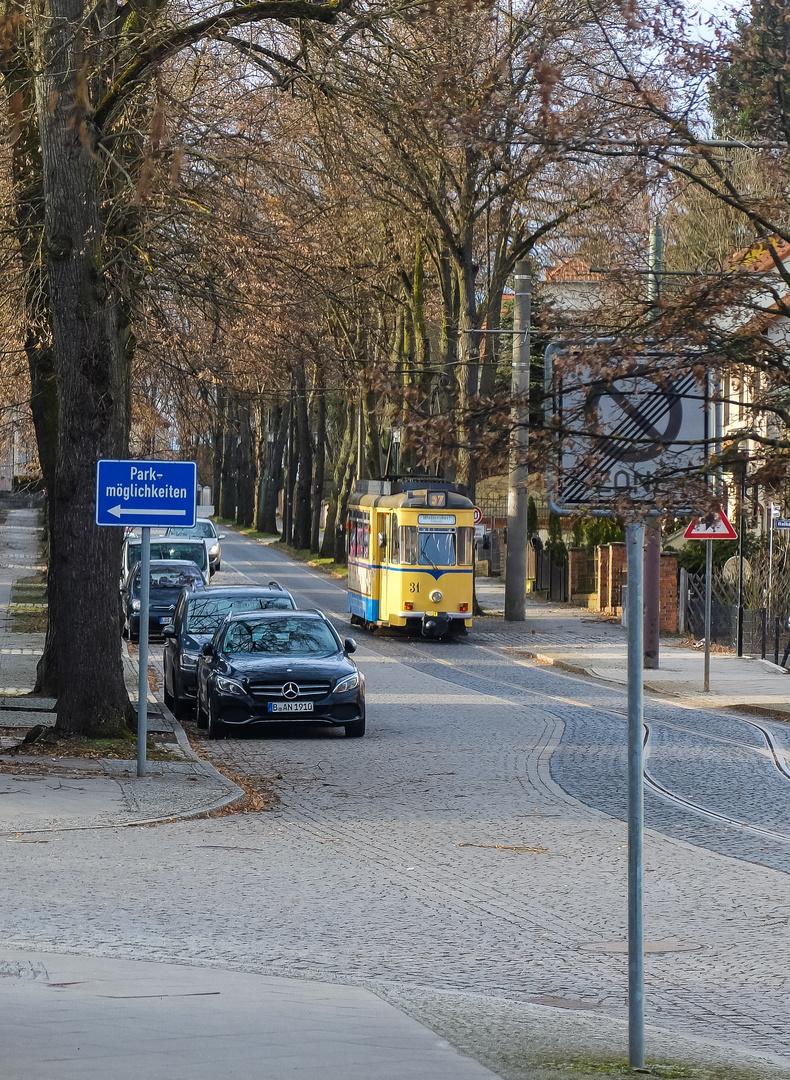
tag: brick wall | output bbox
[660,553,679,633]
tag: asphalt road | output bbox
[3,526,790,1076]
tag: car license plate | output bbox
[426,610,438,616]
[158,617,169,623]
[269,701,314,713]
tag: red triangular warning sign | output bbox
[684,510,737,540]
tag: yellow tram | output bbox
[346,480,475,638]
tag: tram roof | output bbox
[350,479,473,511]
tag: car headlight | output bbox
[334,672,360,694]
[181,652,199,669]
[215,675,246,697]
[430,589,443,603]
[131,599,141,612]
[209,544,219,556]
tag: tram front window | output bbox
[419,529,455,566]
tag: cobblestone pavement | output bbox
[2,529,789,1075]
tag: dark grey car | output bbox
[161,584,295,721]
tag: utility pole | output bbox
[505,260,531,621]
[644,221,663,669]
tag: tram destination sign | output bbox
[95,459,197,528]
[545,343,709,510]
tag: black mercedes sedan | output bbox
[121,559,208,642]
[161,584,296,721]
[196,610,365,740]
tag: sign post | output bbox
[96,459,197,776]
[545,343,713,1071]
[684,511,737,692]
[625,521,645,1067]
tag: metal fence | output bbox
[536,550,568,602]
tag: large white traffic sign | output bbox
[545,344,709,509]
[95,459,197,528]
[684,510,737,540]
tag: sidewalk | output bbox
[474,575,790,719]
[0,950,496,1080]
[0,507,242,832]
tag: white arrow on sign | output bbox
[107,506,187,519]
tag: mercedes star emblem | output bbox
[282,682,299,699]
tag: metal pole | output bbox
[647,220,664,315]
[768,506,774,621]
[736,467,745,656]
[626,522,645,1070]
[505,260,531,621]
[137,526,150,778]
[703,538,712,692]
[644,526,660,669]
[357,393,364,482]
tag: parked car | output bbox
[196,610,365,740]
[121,537,211,581]
[121,559,208,642]
[161,583,296,721]
[165,519,225,572]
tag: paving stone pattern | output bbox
[2,528,789,1072]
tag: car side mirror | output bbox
[161,624,176,638]
[218,534,226,540]
[344,637,357,654]
[201,642,214,656]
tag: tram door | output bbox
[377,512,390,625]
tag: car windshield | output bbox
[187,595,293,633]
[133,566,203,594]
[418,529,456,566]
[127,542,207,569]
[167,523,215,539]
[222,616,338,657]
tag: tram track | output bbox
[211,543,790,847]
[389,639,790,843]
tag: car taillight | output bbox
[404,602,413,611]
[459,603,469,613]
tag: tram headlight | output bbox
[429,589,443,603]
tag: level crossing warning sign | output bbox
[683,510,737,540]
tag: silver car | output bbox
[165,519,225,572]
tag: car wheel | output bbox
[196,696,208,730]
[344,717,366,738]
[163,683,174,710]
[207,701,224,740]
[215,561,221,572]
[174,694,191,723]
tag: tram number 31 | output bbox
[409,582,420,593]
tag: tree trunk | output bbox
[33,4,132,733]
[320,399,355,560]
[256,405,287,534]
[236,403,255,527]
[292,361,313,550]
[219,397,238,520]
[213,387,225,516]
[310,390,326,553]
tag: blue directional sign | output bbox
[95,459,197,528]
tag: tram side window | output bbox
[390,516,400,563]
[457,527,473,566]
[400,526,419,565]
[348,515,369,560]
